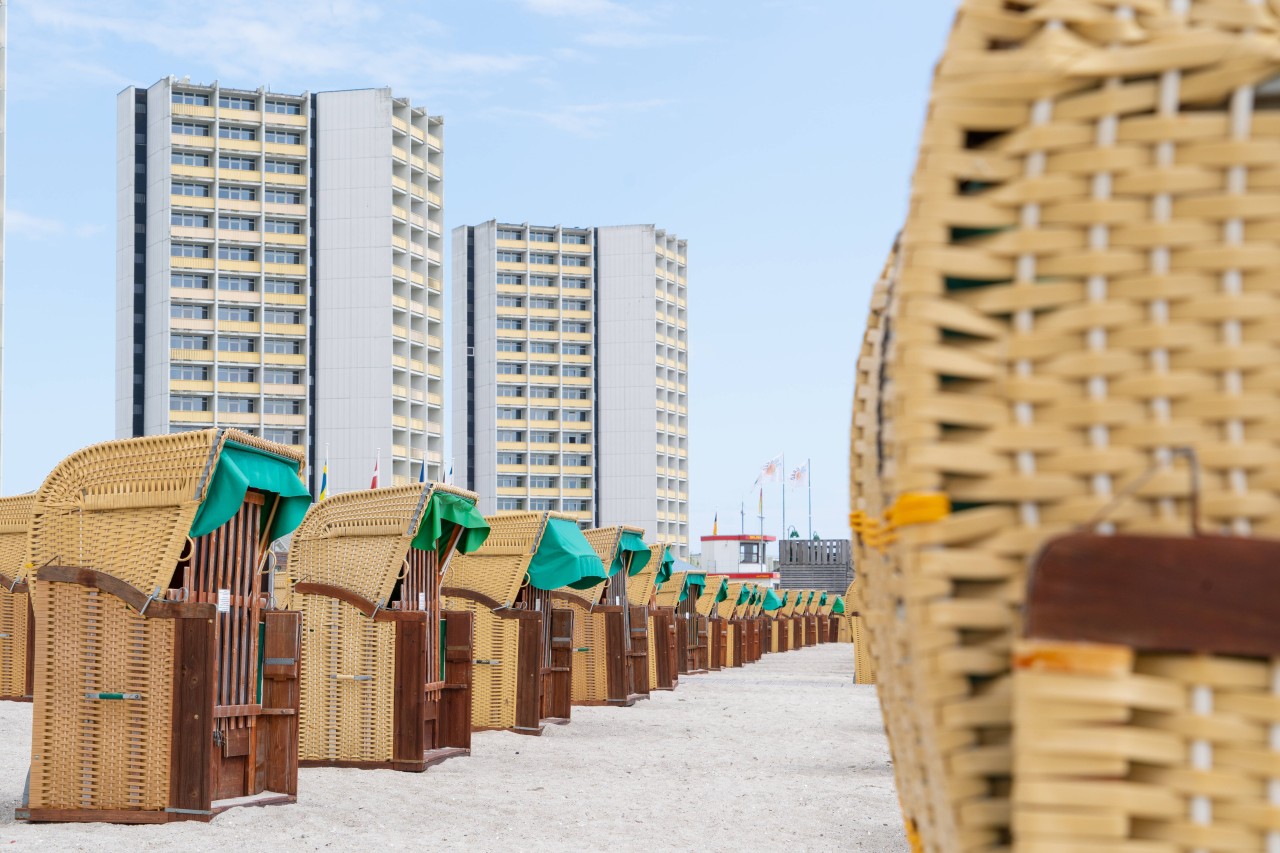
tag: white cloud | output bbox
[482,98,670,137]
[9,210,73,240]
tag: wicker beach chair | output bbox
[0,496,35,701]
[553,525,650,708]
[19,429,310,823]
[643,543,679,690]
[625,538,663,696]
[441,511,605,735]
[720,582,747,668]
[286,483,490,771]
[695,575,729,670]
[654,571,708,675]
[848,4,1280,849]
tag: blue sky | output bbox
[6,0,954,550]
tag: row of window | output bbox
[496,498,588,512]
[171,273,303,294]
[497,363,590,377]
[171,365,301,384]
[171,424,304,445]
[496,431,591,444]
[496,274,590,289]
[171,395,302,414]
[497,452,591,467]
[496,252,590,267]
[172,244,302,264]
[171,212,303,234]
[496,408,590,422]
[496,295,589,311]
[496,229,588,245]
[496,342,589,355]
[172,303,301,324]
[498,476,590,490]
[171,334,302,353]
[496,318,589,333]
[173,91,303,115]
[173,182,302,202]
[171,121,301,145]
[497,385,589,400]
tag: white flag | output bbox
[790,463,808,489]
[760,454,784,483]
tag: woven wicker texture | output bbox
[0,495,33,699]
[726,624,738,667]
[442,596,519,730]
[719,583,744,620]
[442,511,556,607]
[628,543,667,607]
[564,599,609,703]
[849,4,1280,850]
[695,575,727,617]
[653,571,686,609]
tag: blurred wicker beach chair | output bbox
[0,495,35,701]
[553,525,650,707]
[624,538,663,695]
[720,581,747,668]
[654,570,707,674]
[286,483,489,771]
[442,511,605,735]
[643,543,678,690]
[694,574,728,670]
[19,429,310,823]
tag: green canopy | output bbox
[713,577,729,603]
[410,490,491,556]
[528,517,608,591]
[653,546,675,586]
[679,571,706,603]
[761,587,783,612]
[616,531,652,577]
[806,590,816,605]
[735,584,752,606]
[779,590,790,607]
[832,595,846,615]
[820,591,829,607]
[191,439,312,541]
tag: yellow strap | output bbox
[850,492,950,552]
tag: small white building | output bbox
[698,534,778,587]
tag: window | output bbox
[529,320,555,332]
[497,229,524,240]
[563,500,587,512]
[530,298,556,310]
[218,366,255,382]
[218,397,254,413]
[530,343,555,354]
[171,243,209,258]
[497,385,525,398]
[563,366,589,377]
[529,499,554,512]
[264,100,302,115]
[498,453,526,466]
[562,233,588,245]
[563,278,590,289]
[171,364,208,381]
[530,387,555,398]
[173,182,210,198]
[264,219,302,234]
[529,253,555,265]
[530,476,555,489]
[563,344,589,356]
[497,363,524,375]
[262,398,300,415]
[564,410,590,422]
[497,341,524,353]
[265,189,302,204]
[561,256,589,267]
[172,151,210,167]
[264,338,301,354]
[263,308,300,324]
[218,215,256,231]
[739,542,761,565]
[497,407,524,420]
[218,276,256,292]
[219,185,256,201]
[264,279,303,294]
[564,455,589,467]
[563,322,588,334]
[219,94,257,110]
[264,160,303,175]
[264,249,301,264]
[171,395,208,412]
[529,454,553,466]
[530,409,554,421]
[496,274,522,285]
[497,476,523,489]
[496,430,524,442]
[264,429,302,444]
[529,231,553,243]
[496,251,522,263]
[218,305,255,322]
[530,276,554,287]
[263,369,300,385]
[529,364,555,376]
[497,295,523,308]
[172,334,209,350]
[218,336,255,352]
[564,478,586,490]
[219,125,256,141]
[171,212,210,229]
[219,155,257,171]
[563,300,588,311]
[563,387,589,400]
[172,121,209,136]
[172,273,210,289]
[496,498,522,511]
[219,246,256,261]
[530,432,555,444]
[264,129,302,145]
[171,303,209,320]
[497,318,523,330]
[172,91,210,106]
[563,433,590,445]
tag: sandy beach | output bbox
[0,643,903,852]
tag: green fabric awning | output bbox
[735,584,751,606]
[617,531,652,577]
[806,590,816,605]
[820,592,829,607]
[713,577,729,603]
[653,546,674,586]
[528,517,608,591]
[762,587,783,612]
[410,490,491,556]
[832,595,846,615]
[779,590,790,607]
[191,439,312,541]
[679,571,706,603]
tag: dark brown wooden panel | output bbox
[393,618,426,762]
[440,610,473,750]
[169,615,215,814]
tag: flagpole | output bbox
[780,452,786,549]
[740,500,744,535]
[758,486,765,582]
[807,457,813,539]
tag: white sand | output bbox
[0,643,905,852]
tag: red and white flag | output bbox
[370,450,380,489]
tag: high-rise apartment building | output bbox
[454,222,689,553]
[117,79,444,492]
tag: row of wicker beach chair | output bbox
[0,427,852,824]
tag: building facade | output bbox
[454,221,689,553]
[116,79,444,492]
[777,538,852,593]
[698,534,779,586]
